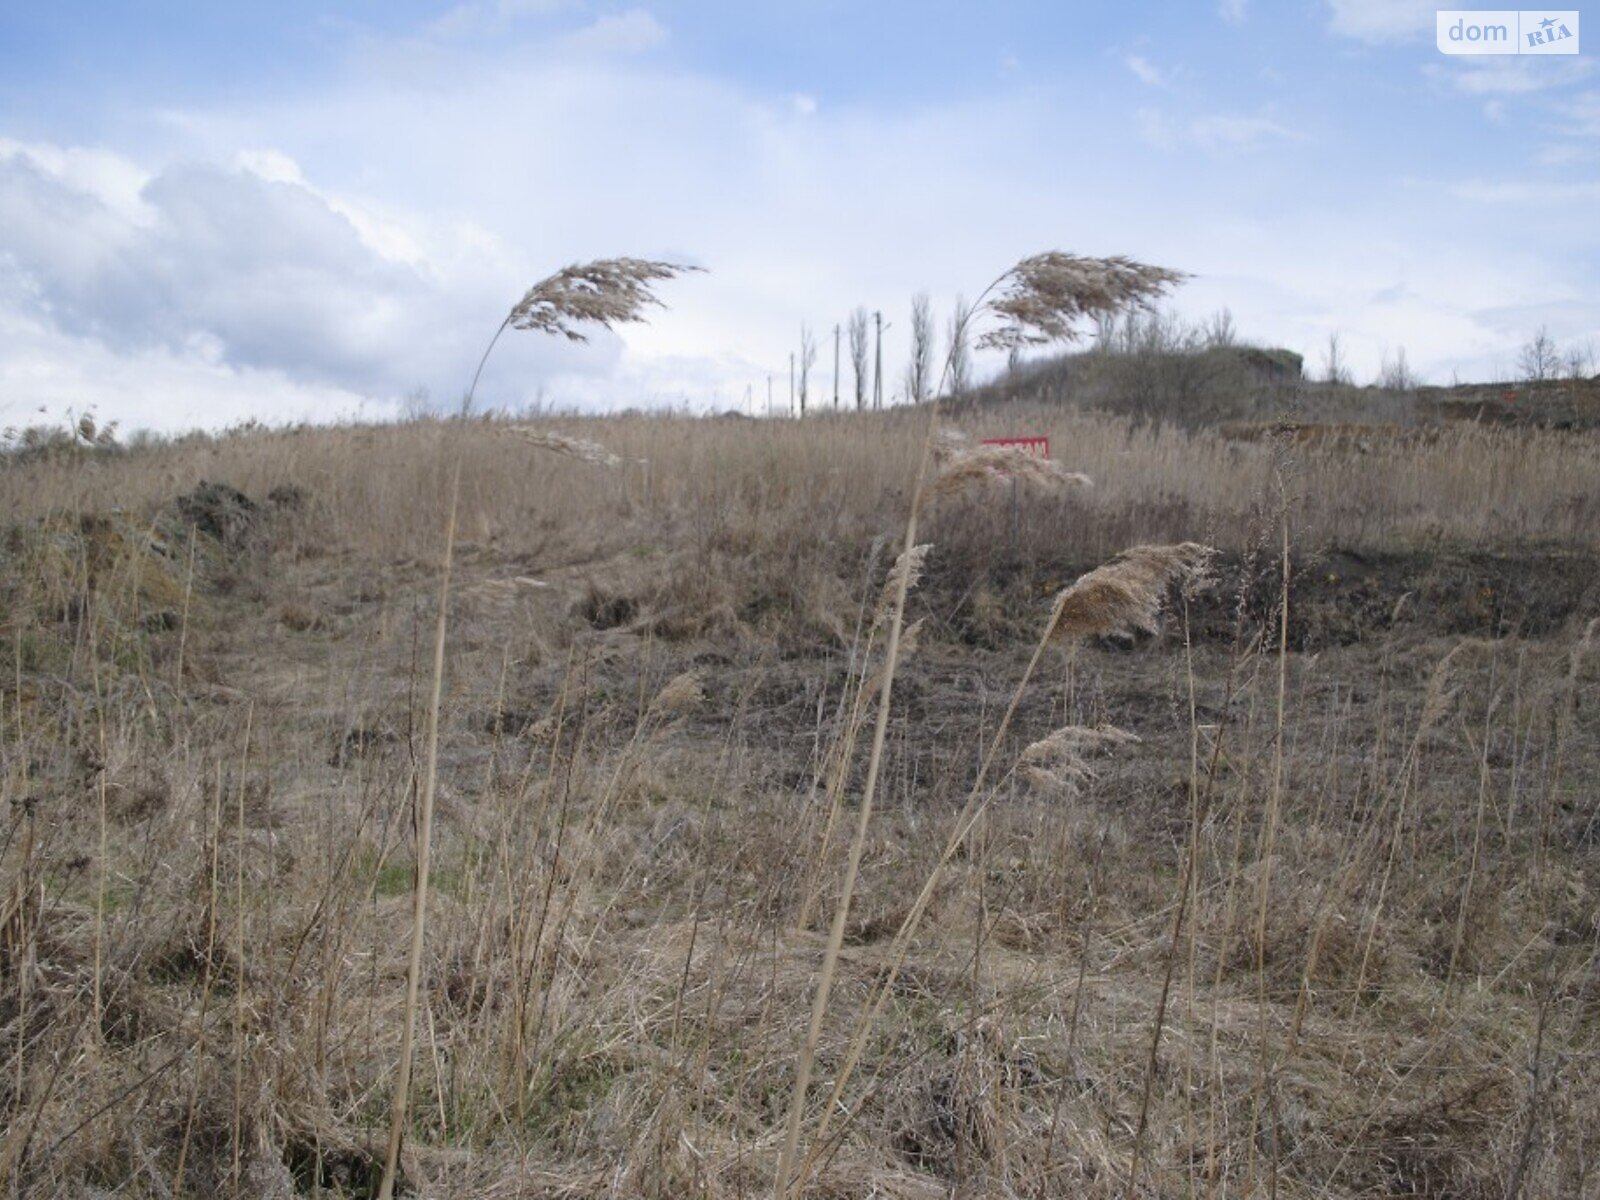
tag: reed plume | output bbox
[466,257,703,411]
[75,414,119,448]
[1020,724,1139,797]
[650,669,705,715]
[508,258,704,343]
[975,252,1189,350]
[512,428,625,468]
[873,543,932,627]
[1047,542,1214,641]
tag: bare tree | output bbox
[1378,346,1416,391]
[1322,331,1351,385]
[832,323,840,409]
[1565,342,1595,380]
[905,292,934,405]
[1518,326,1560,382]
[946,294,972,397]
[1203,307,1237,348]
[847,308,869,410]
[1092,311,1117,353]
[872,311,884,409]
[798,324,817,417]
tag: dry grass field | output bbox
[2,404,1599,1197]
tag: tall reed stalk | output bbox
[378,468,457,1200]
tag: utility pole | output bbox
[766,373,773,417]
[872,311,884,411]
[789,353,795,417]
[832,324,841,410]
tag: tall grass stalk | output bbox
[378,468,459,1200]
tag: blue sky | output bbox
[1,1,1596,431]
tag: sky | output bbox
[1,1,1596,433]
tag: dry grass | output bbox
[3,408,1592,570]
[929,429,1093,501]
[0,404,1597,1199]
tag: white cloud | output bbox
[0,137,154,227]
[0,140,622,428]
[791,93,818,116]
[1449,178,1600,203]
[0,287,391,434]
[427,0,570,40]
[1218,0,1248,24]
[0,151,419,386]
[1427,57,1594,95]
[234,147,305,184]
[1190,113,1297,149]
[1124,55,1168,88]
[1138,107,1297,151]
[1558,90,1600,137]
[1325,0,1435,43]
[561,9,666,55]
[1536,142,1595,166]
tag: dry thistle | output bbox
[1047,542,1214,642]
[465,257,703,411]
[975,253,1189,351]
[513,428,625,469]
[1020,724,1139,797]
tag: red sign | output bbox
[981,436,1050,458]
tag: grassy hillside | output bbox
[1,408,1598,1197]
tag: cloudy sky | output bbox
[1,1,1596,432]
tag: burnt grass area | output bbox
[924,545,1600,651]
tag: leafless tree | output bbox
[847,308,870,410]
[946,294,972,397]
[905,292,934,405]
[873,311,884,409]
[798,324,817,417]
[1518,327,1560,382]
[1565,342,1595,380]
[1322,331,1351,385]
[1092,311,1117,353]
[1378,346,1416,391]
[832,324,840,409]
[1203,307,1237,348]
